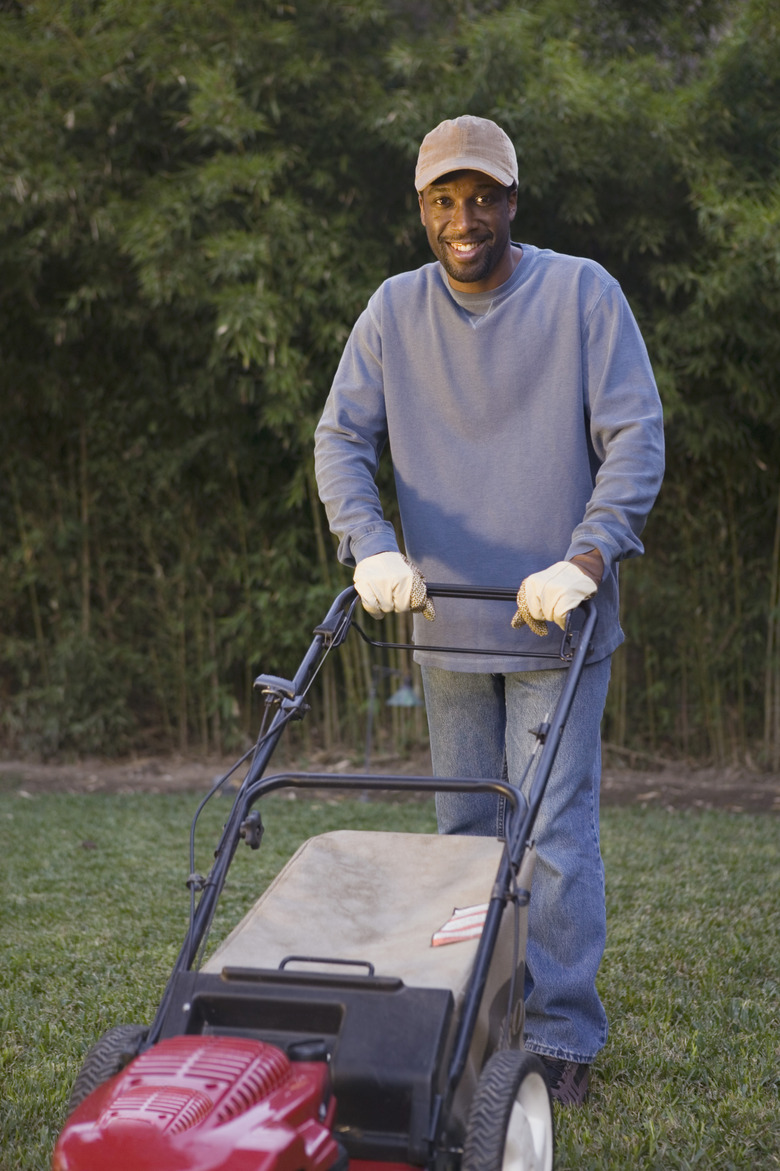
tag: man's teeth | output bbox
[450,242,480,252]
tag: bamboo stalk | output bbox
[133,511,178,751]
[725,474,746,758]
[9,472,50,688]
[605,571,627,752]
[680,649,689,759]
[681,487,719,762]
[193,589,208,752]
[320,657,335,751]
[307,468,333,593]
[177,573,188,753]
[228,456,256,735]
[610,645,627,750]
[764,482,780,769]
[207,582,222,755]
[643,639,657,754]
[307,469,345,747]
[148,643,173,745]
[79,417,91,637]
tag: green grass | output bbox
[1,788,778,1170]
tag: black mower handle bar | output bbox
[149,587,596,1053]
[314,583,594,663]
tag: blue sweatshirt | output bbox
[314,244,665,671]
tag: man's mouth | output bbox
[445,239,486,259]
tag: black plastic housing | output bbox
[156,966,456,1164]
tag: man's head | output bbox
[416,116,519,293]
[414,115,518,193]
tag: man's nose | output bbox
[449,199,478,233]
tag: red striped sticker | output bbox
[431,903,489,947]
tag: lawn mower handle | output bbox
[316,582,593,663]
[147,588,596,1068]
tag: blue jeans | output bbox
[420,659,611,1064]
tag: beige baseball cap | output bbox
[415,115,518,192]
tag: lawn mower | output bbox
[52,584,597,1171]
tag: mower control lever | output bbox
[253,673,297,698]
[239,810,264,850]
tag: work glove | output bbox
[512,560,598,636]
[354,552,435,621]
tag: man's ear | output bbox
[418,191,426,226]
[508,186,518,222]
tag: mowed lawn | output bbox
[1,785,778,1170]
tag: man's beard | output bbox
[435,237,497,286]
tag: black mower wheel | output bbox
[67,1023,149,1115]
[461,1050,554,1171]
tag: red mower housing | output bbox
[52,1034,345,1171]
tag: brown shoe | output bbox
[539,1057,590,1105]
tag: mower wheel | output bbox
[67,1023,149,1115]
[461,1050,553,1171]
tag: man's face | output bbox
[418,170,518,293]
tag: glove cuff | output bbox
[402,556,436,621]
[511,583,548,637]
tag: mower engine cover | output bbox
[52,1034,343,1171]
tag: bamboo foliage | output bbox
[0,0,778,767]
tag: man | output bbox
[314,115,664,1104]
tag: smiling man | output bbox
[314,115,665,1104]
[419,170,519,290]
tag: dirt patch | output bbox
[599,764,780,814]
[1,749,778,813]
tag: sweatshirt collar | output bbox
[443,243,535,314]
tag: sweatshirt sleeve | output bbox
[566,281,665,571]
[313,295,400,567]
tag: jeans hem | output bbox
[523,1042,601,1065]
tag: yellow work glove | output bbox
[354,552,435,620]
[512,560,598,635]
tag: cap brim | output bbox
[415,156,516,191]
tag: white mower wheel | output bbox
[461,1049,554,1171]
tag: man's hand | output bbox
[512,560,598,634]
[354,552,435,620]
